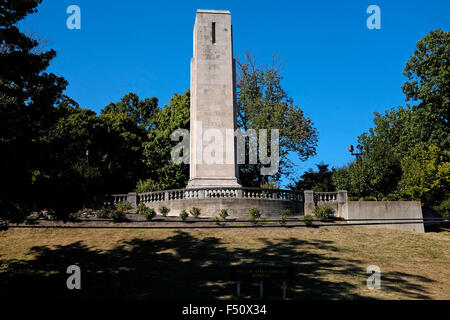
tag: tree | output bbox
[236,53,318,186]
[0,0,67,222]
[291,163,335,192]
[332,29,450,210]
[402,29,449,149]
[143,91,190,190]
[398,143,449,209]
[102,92,158,128]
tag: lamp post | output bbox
[348,144,363,199]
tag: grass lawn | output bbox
[1,225,449,299]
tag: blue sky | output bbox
[19,0,450,185]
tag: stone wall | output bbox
[342,201,425,232]
[144,198,302,218]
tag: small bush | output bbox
[96,207,111,219]
[116,201,133,212]
[219,209,229,220]
[189,207,201,218]
[143,208,157,221]
[313,205,334,221]
[363,196,377,201]
[213,216,222,226]
[136,202,146,214]
[68,212,81,222]
[179,210,189,222]
[96,207,112,219]
[280,216,287,226]
[348,196,359,202]
[280,209,292,218]
[302,214,313,227]
[158,206,170,217]
[249,208,261,225]
[109,210,127,223]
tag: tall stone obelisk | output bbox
[187,10,241,188]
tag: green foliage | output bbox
[332,30,450,209]
[363,196,377,201]
[136,202,146,214]
[347,196,360,202]
[302,214,313,227]
[279,216,287,226]
[116,201,133,212]
[402,29,449,149]
[179,210,189,222]
[158,206,170,217]
[96,207,112,219]
[236,53,318,186]
[248,208,261,225]
[219,209,229,220]
[143,208,157,221]
[291,163,335,192]
[434,198,450,219]
[102,93,158,128]
[0,0,67,222]
[213,216,222,226]
[109,210,127,223]
[280,209,292,218]
[313,205,333,221]
[189,207,201,218]
[136,179,160,193]
[398,143,449,208]
[143,91,190,190]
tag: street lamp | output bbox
[348,144,364,198]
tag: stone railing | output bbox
[314,192,338,203]
[105,187,303,206]
[139,187,303,204]
[304,190,348,217]
[103,193,128,206]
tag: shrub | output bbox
[137,202,147,214]
[313,205,334,221]
[158,206,170,217]
[249,208,261,225]
[189,207,201,218]
[348,196,359,202]
[280,209,292,218]
[68,212,81,222]
[116,201,133,212]
[280,216,287,226]
[96,207,111,219]
[302,214,313,227]
[109,210,127,223]
[179,210,189,222]
[219,209,229,220]
[213,216,222,226]
[143,208,157,221]
[363,196,377,201]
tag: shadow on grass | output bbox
[0,231,433,299]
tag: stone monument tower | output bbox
[187,10,241,188]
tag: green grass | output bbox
[1,226,449,299]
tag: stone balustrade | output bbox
[104,188,345,218]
